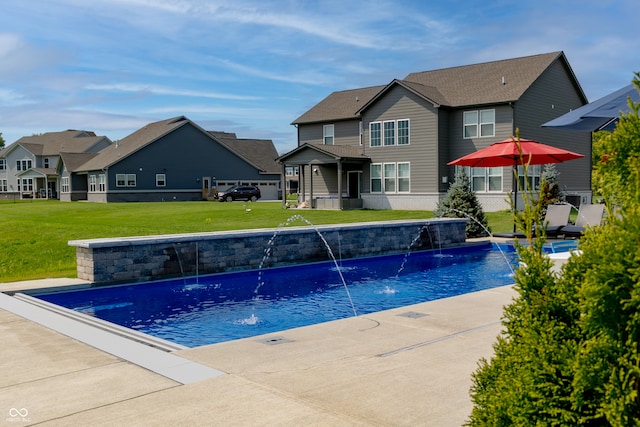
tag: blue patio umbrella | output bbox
[542,84,640,132]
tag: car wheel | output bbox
[250,195,257,202]
[226,196,233,202]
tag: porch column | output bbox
[337,160,343,210]
[281,163,287,208]
[309,164,314,206]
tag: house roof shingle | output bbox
[211,133,280,174]
[1,130,110,157]
[292,52,585,124]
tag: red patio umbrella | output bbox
[447,137,584,231]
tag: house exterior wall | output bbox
[297,120,361,147]
[362,85,440,194]
[514,60,592,198]
[98,123,280,202]
[0,145,35,198]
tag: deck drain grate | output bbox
[257,336,293,345]
[398,311,429,319]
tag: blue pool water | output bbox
[36,243,517,347]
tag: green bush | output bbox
[434,168,490,238]
[468,74,640,425]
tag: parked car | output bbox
[217,185,261,202]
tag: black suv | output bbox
[217,185,261,202]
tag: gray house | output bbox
[280,51,591,211]
[67,116,281,202]
[0,130,112,200]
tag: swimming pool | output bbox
[35,243,517,348]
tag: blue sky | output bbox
[1,0,638,153]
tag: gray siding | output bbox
[361,85,440,193]
[297,120,361,147]
[105,123,280,202]
[514,60,591,192]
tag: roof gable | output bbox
[277,143,368,163]
[292,85,386,125]
[76,116,191,171]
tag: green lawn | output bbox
[0,199,513,283]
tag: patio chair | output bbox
[561,204,605,239]
[536,203,572,238]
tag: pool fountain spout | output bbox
[256,214,358,317]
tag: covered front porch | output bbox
[277,144,370,210]
[16,168,58,199]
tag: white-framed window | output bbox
[89,175,97,192]
[459,166,503,192]
[383,121,395,146]
[0,179,7,192]
[156,173,166,187]
[0,159,6,170]
[463,109,495,138]
[44,158,49,168]
[398,162,410,192]
[370,163,382,192]
[359,121,363,145]
[369,122,381,147]
[518,164,541,190]
[116,173,137,187]
[16,160,32,171]
[20,178,33,192]
[285,166,299,176]
[61,177,69,193]
[99,174,106,192]
[384,163,396,192]
[397,119,410,145]
[323,124,334,145]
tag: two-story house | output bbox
[279,51,591,211]
[0,131,112,200]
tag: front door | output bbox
[202,177,211,198]
[347,171,361,198]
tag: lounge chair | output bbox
[537,203,572,238]
[560,204,605,239]
[493,204,571,239]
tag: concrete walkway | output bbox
[0,278,516,426]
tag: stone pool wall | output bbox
[69,218,467,284]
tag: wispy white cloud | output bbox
[85,83,262,101]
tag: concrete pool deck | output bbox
[0,276,518,426]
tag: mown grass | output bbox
[0,199,513,283]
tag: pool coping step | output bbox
[0,292,224,384]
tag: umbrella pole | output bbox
[512,164,517,233]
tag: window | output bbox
[518,165,541,190]
[61,177,69,193]
[369,122,381,147]
[0,159,5,170]
[285,166,299,176]
[384,163,396,192]
[89,175,97,192]
[0,179,7,192]
[460,166,503,192]
[370,164,382,192]
[397,162,410,192]
[99,174,106,192]
[20,178,33,192]
[323,124,334,145]
[116,173,137,187]
[359,121,363,145]
[397,119,410,145]
[383,121,395,146]
[16,160,32,171]
[463,109,495,138]
[156,173,166,187]
[44,158,49,168]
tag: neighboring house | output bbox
[69,116,281,202]
[0,131,112,200]
[280,51,592,211]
